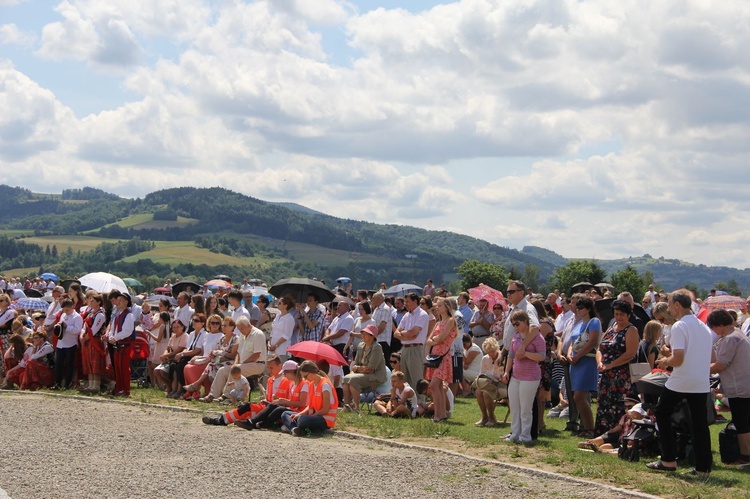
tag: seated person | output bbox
[461,333,483,396]
[416,378,454,419]
[472,337,506,427]
[3,334,26,382]
[341,325,386,413]
[225,365,250,405]
[361,366,392,404]
[578,398,648,453]
[203,355,284,425]
[281,360,339,437]
[235,360,311,431]
[4,331,54,390]
[374,370,418,418]
[184,315,238,398]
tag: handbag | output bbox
[571,319,592,353]
[424,348,447,368]
[629,344,651,383]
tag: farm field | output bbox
[244,234,395,266]
[118,241,274,266]
[92,213,199,231]
[21,235,124,253]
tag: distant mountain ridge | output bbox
[0,184,748,293]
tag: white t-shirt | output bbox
[270,313,295,356]
[665,314,712,393]
[329,312,354,346]
[328,364,344,389]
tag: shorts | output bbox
[405,399,417,418]
[452,355,463,384]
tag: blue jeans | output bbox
[281,411,329,433]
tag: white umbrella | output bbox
[79,272,128,294]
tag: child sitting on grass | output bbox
[416,378,454,419]
[374,371,418,418]
[224,365,250,405]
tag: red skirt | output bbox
[80,338,107,376]
[5,365,25,386]
[21,360,54,390]
[3,356,19,375]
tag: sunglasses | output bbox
[506,289,520,294]
[576,303,586,309]
[389,360,398,364]
[210,321,221,325]
[511,322,521,327]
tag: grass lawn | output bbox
[244,234,397,266]
[118,241,276,266]
[21,235,124,252]
[32,384,747,498]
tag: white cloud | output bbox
[0,23,35,46]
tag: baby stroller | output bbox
[618,419,660,462]
[130,330,151,388]
[635,371,713,466]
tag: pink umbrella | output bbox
[287,341,349,367]
[205,279,232,289]
[468,284,507,309]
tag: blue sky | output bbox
[1,0,749,270]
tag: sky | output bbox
[1,0,749,269]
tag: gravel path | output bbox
[0,393,639,498]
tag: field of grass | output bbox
[21,235,124,252]
[0,229,36,237]
[244,234,396,266]
[91,213,199,231]
[118,241,276,266]
[25,385,746,499]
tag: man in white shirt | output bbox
[322,301,354,366]
[228,290,250,323]
[173,292,194,329]
[469,298,494,349]
[206,316,267,401]
[43,286,65,332]
[393,292,430,389]
[648,289,713,475]
[371,293,393,362]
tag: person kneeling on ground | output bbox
[374,370,418,418]
[281,360,338,436]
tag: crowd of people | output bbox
[2,274,750,470]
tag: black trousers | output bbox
[655,387,712,472]
[379,341,391,366]
[54,345,77,388]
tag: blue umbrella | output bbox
[40,272,59,282]
[15,298,49,311]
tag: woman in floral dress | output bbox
[425,298,457,422]
[594,299,639,434]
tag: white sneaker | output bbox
[559,407,569,418]
[547,406,562,418]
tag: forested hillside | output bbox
[1,184,748,294]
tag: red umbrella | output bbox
[468,284,507,309]
[701,295,747,311]
[287,341,349,367]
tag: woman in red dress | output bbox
[425,298,457,422]
[7,331,55,390]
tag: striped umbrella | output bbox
[701,295,747,310]
[15,298,50,311]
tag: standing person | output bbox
[173,292,194,330]
[51,298,82,390]
[469,298,494,349]
[299,293,324,342]
[371,292,393,363]
[321,301,354,366]
[269,296,295,363]
[78,293,107,393]
[393,293,430,389]
[594,300,639,435]
[147,311,171,390]
[344,301,374,362]
[646,289,713,476]
[108,293,136,397]
[425,298,457,422]
[0,294,15,359]
[502,310,545,443]
[423,280,435,298]
[708,309,750,466]
[565,296,601,437]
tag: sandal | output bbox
[577,430,597,439]
[577,442,599,452]
[646,461,677,472]
[199,395,214,403]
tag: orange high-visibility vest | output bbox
[290,379,308,403]
[273,376,292,401]
[306,377,338,428]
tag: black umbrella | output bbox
[213,274,232,283]
[269,278,336,304]
[23,289,43,298]
[571,281,594,294]
[60,279,81,292]
[171,280,201,296]
[595,298,650,330]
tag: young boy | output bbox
[224,365,250,405]
[416,378,454,419]
[374,371,418,418]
